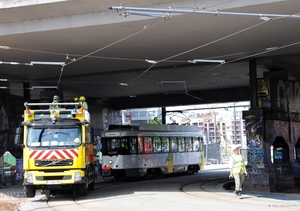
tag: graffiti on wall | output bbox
[269,79,300,113]
[15,158,24,181]
[244,109,264,168]
[102,108,122,130]
[245,115,264,168]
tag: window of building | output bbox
[139,111,147,117]
[148,111,155,117]
[131,111,138,117]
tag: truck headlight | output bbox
[74,172,81,182]
[109,160,113,164]
[27,173,33,183]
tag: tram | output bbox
[101,123,204,180]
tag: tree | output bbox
[150,117,161,124]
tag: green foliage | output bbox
[150,117,161,124]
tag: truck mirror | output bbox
[89,127,94,144]
[14,127,23,146]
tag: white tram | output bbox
[101,123,204,180]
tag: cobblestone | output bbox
[0,186,27,211]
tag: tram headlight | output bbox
[108,160,113,164]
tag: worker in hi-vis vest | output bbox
[50,95,60,109]
[229,144,248,199]
[79,96,88,110]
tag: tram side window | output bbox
[185,138,193,152]
[144,137,153,154]
[199,137,204,151]
[162,137,170,153]
[193,137,200,151]
[130,137,137,154]
[170,137,178,152]
[153,137,161,153]
[138,137,144,154]
[178,137,185,152]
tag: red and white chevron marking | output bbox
[29,149,78,160]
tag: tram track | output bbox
[179,177,258,205]
[179,176,299,209]
[179,176,230,196]
[179,176,249,201]
[21,170,300,211]
[39,179,122,211]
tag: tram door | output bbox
[163,137,173,173]
[167,152,173,173]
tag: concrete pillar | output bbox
[243,66,300,191]
[243,110,272,191]
[161,107,166,124]
[249,58,258,110]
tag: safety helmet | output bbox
[79,96,86,101]
[53,95,60,100]
[74,97,78,101]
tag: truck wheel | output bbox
[88,180,95,190]
[25,185,36,198]
[78,183,88,196]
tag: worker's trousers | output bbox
[233,173,245,192]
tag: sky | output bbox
[165,101,250,124]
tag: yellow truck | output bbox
[15,102,96,198]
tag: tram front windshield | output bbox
[102,137,131,155]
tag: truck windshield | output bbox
[27,127,81,147]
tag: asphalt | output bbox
[0,165,299,211]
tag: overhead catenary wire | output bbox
[126,10,300,86]
[54,14,168,89]
[40,0,238,88]
[189,38,300,88]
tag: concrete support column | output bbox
[249,58,258,109]
[243,59,276,191]
[161,107,166,124]
[243,110,272,191]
